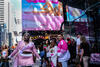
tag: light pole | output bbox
[60,0,67,31]
[8,2,12,47]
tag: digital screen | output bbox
[22,0,64,31]
[66,6,88,22]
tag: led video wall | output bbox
[66,6,88,22]
[22,0,64,31]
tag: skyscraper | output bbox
[0,0,8,46]
[0,0,5,45]
[0,0,4,24]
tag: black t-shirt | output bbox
[80,42,90,56]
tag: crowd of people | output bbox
[0,32,91,67]
[37,33,91,67]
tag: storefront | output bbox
[22,30,62,46]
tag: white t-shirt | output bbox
[50,46,57,66]
[76,38,81,46]
[46,46,50,57]
[76,38,81,54]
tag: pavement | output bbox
[9,60,76,67]
[9,60,40,67]
[8,60,100,67]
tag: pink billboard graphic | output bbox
[22,0,64,31]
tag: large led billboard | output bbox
[22,0,64,31]
[66,6,88,22]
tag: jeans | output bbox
[61,61,68,67]
[0,62,9,67]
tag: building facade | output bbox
[0,0,22,46]
[0,0,8,46]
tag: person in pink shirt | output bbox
[8,33,41,67]
[57,34,69,67]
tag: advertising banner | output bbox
[66,6,88,22]
[22,0,64,30]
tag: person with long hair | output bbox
[80,36,90,67]
[49,38,57,67]
[8,33,41,67]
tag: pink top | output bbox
[57,39,68,62]
[58,39,68,54]
[10,41,40,66]
[57,40,68,62]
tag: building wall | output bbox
[0,0,4,24]
[9,0,22,45]
[0,0,22,46]
[4,0,8,29]
[0,0,8,45]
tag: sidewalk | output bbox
[9,60,40,67]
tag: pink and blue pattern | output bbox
[22,0,64,31]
